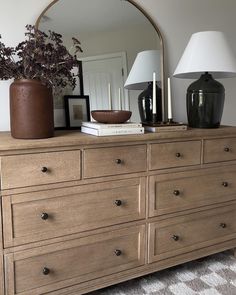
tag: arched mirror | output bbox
[36,0,164,127]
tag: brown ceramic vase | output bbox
[10,79,54,139]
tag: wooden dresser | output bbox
[0,127,236,295]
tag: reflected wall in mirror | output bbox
[36,0,164,126]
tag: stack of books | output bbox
[81,122,144,136]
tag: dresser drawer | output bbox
[0,254,3,295]
[148,204,236,263]
[0,150,81,189]
[204,137,236,163]
[3,178,145,247]
[5,225,145,295]
[149,166,236,216]
[149,140,201,170]
[83,145,147,178]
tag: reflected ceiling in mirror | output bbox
[37,0,164,125]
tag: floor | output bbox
[90,250,236,295]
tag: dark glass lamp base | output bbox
[138,83,162,124]
[187,73,225,129]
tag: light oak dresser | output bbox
[0,127,236,295]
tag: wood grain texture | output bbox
[31,239,236,295]
[0,199,3,252]
[5,225,145,295]
[83,145,147,178]
[1,128,236,294]
[2,178,146,247]
[0,200,3,294]
[0,127,235,154]
[204,137,236,163]
[149,165,236,216]
[1,150,81,189]
[149,140,202,170]
[148,204,236,263]
[0,254,4,295]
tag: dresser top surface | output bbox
[0,126,235,152]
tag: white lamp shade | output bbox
[124,50,161,90]
[173,31,236,79]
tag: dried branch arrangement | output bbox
[0,25,82,89]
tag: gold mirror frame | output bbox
[36,0,165,119]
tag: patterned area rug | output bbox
[90,250,236,295]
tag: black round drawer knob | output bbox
[172,235,179,241]
[115,159,122,164]
[114,200,122,206]
[224,147,230,152]
[41,212,49,220]
[222,182,228,187]
[41,167,48,173]
[173,190,180,196]
[42,267,50,275]
[220,223,227,228]
[175,153,181,158]
[114,249,122,256]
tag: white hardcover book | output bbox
[81,126,144,136]
[144,124,187,132]
[82,121,142,129]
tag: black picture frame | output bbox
[64,95,90,129]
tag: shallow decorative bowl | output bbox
[91,110,132,124]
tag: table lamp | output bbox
[173,31,236,128]
[124,50,162,124]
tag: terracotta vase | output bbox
[10,79,54,139]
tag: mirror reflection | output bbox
[37,0,162,125]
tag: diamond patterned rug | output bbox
[90,250,236,295]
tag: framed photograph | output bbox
[64,95,90,129]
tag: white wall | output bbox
[0,0,236,130]
[136,0,236,126]
[0,0,52,131]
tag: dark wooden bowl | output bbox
[91,110,132,124]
